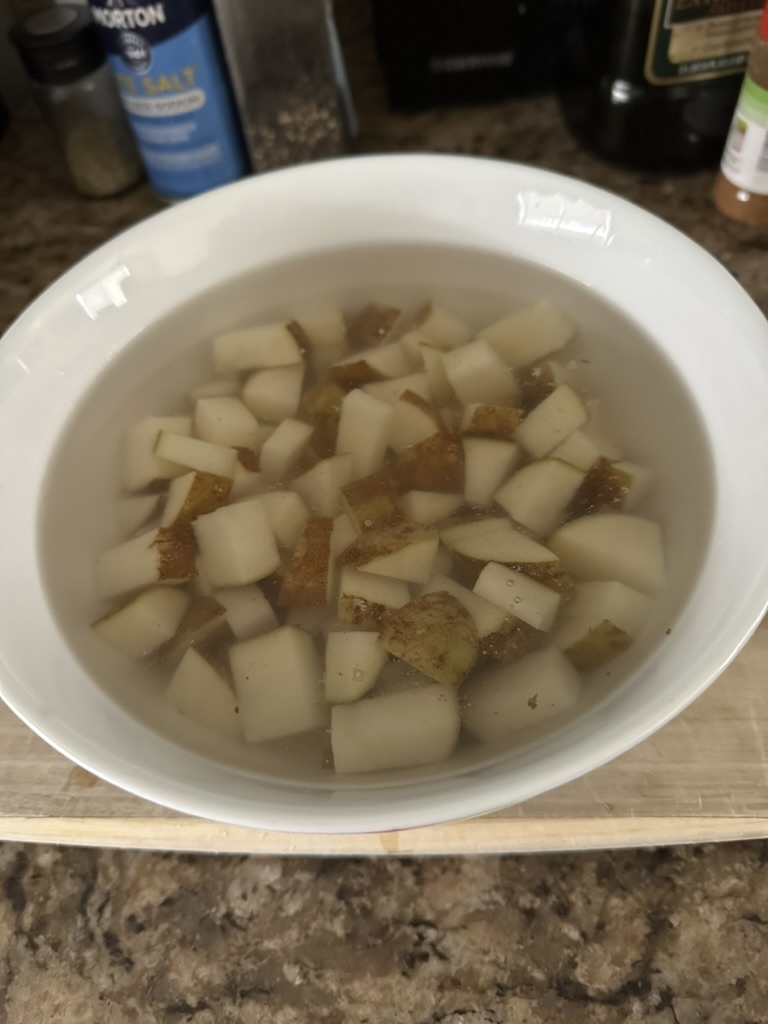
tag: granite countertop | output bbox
[2,4,768,1020]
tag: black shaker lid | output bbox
[9,5,106,87]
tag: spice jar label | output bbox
[720,75,768,193]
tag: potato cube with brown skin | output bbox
[612,462,653,511]
[161,471,232,528]
[481,617,547,664]
[249,490,309,550]
[95,526,197,600]
[292,454,354,517]
[347,302,401,348]
[443,339,519,405]
[301,381,344,459]
[379,591,479,689]
[123,415,192,491]
[324,630,387,704]
[342,470,403,531]
[387,390,443,453]
[553,580,651,669]
[399,491,463,526]
[330,342,412,389]
[259,419,313,482]
[550,428,621,471]
[495,458,585,536]
[278,517,334,607]
[408,301,472,350]
[514,385,588,458]
[335,390,394,480]
[331,684,460,774]
[92,587,189,658]
[194,397,261,449]
[338,521,440,585]
[567,457,652,518]
[517,359,568,412]
[462,646,581,742]
[460,403,523,439]
[362,372,433,406]
[166,646,241,739]
[214,585,279,641]
[388,433,464,494]
[188,378,239,401]
[463,438,521,507]
[398,328,434,367]
[421,574,509,638]
[293,306,347,348]
[193,501,280,588]
[473,562,562,632]
[548,513,665,595]
[337,568,410,629]
[213,323,303,374]
[154,432,238,479]
[477,300,576,369]
[229,626,329,743]
[156,595,229,668]
[419,343,453,405]
[241,364,305,423]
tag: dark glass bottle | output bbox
[559,0,764,171]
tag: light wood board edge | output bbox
[2,816,767,855]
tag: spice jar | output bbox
[9,5,143,198]
[713,3,768,225]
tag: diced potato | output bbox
[462,646,581,741]
[440,517,555,565]
[342,470,403,531]
[335,390,394,479]
[228,456,265,500]
[495,458,585,535]
[421,574,509,638]
[517,359,567,412]
[213,323,303,374]
[117,493,160,535]
[398,328,434,366]
[338,521,440,584]
[553,580,651,669]
[214,585,279,641]
[473,562,562,631]
[193,501,281,588]
[283,605,336,635]
[166,646,241,739]
[188,377,239,401]
[292,454,354,517]
[514,385,588,458]
[548,513,666,594]
[461,403,523,439]
[258,418,313,481]
[293,306,346,347]
[250,490,309,550]
[229,626,328,742]
[388,391,442,453]
[550,428,621,471]
[95,527,196,599]
[347,302,401,348]
[301,382,344,459]
[409,301,472,350]
[443,339,518,405]
[278,517,334,607]
[400,491,463,526]
[123,415,192,491]
[481,617,547,664]
[154,432,238,479]
[324,630,387,704]
[157,595,229,668]
[613,461,653,511]
[331,341,412,388]
[477,300,576,368]
[362,372,433,405]
[194,397,261,449]
[92,587,189,658]
[161,471,232,528]
[331,683,460,773]
[379,591,479,688]
[419,342,453,405]
[463,438,521,507]
[331,513,358,558]
[338,567,410,628]
[331,684,460,770]
[241,364,305,422]
[388,433,464,494]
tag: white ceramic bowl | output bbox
[1,155,768,834]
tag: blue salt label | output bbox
[89,1,248,199]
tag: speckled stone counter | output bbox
[2,2,768,1020]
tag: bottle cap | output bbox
[9,5,106,87]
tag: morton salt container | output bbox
[88,0,248,200]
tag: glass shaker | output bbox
[9,5,143,198]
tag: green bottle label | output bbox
[645,0,763,85]
[720,75,768,194]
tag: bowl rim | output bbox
[2,152,768,834]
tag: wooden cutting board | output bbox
[2,617,767,855]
